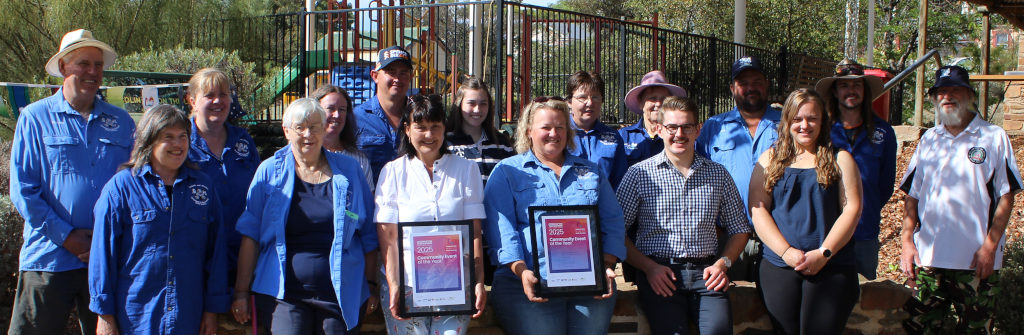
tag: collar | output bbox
[361,95,386,117]
[138,163,196,185]
[655,151,706,171]
[189,118,243,161]
[54,88,112,119]
[935,113,984,137]
[723,106,782,124]
[405,152,450,168]
[571,118,612,134]
[520,150,588,169]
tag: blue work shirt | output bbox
[618,120,663,167]
[355,95,400,184]
[483,151,626,280]
[188,120,261,271]
[236,146,378,330]
[89,164,229,335]
[695,106,781,223]
[831,117,897,241]
[569,119,627,189]
[10,89,135,272]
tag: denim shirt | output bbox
[569,119,628,189]
[235,146,377,329]
[10,89,135,272]
[618,120,663,167]
[189,120,261,270]
[695,106,781,223]
[484,151,626,280]
[831,117,897,241]
[355,96,400,184]
[89,165,229,335]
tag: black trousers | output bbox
[758,261,859,335]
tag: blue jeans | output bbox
[490,271,616,335]
[853,238,880,280]
[636,264,732,335]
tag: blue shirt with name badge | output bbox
[89,164,229,335]
[10,89,135,272]
[569,119,628,189]
[830,117,898,241]
[188,120,261,271]
[355,95,400,185]
[618,120,663,167]
[484,151,626,280]
[695,107,781,223]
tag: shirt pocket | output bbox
[574,175,601,204]
[180,208,211,251]
[128,209,158,272]
[97,137,132,169]
[358,134,387,151]
[710,141,736,166]
[512,180,547,227]
[43,136,80,173]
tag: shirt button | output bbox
[165,207,170,211]
[167,306,173,311]
[168,280,173,285]
[169,256,174,260]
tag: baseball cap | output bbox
[731,56,764,81]
[374,46,412,71]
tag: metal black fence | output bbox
[190,1,905,126]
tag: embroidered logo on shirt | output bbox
[624,142,638,150]
[575,166,593,178]
[871,128,885,144]
[190,185,210,205]
[233,140,250,158]
[599,133,617,144]
[968,147,987,164]
[99,115,120,132]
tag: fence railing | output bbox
[191,1,904,125]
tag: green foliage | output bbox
[111,46,277,115]
[994,240,1024,333]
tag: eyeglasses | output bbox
[532,96,565,103]
[661,123,698,135]
[290,124,324,135]
[571,94,603,104]
[835,63,865,76]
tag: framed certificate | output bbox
[528,205,606,297]
[396,220,476,317]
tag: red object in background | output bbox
[865,69,894,121]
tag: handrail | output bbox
[880,48,942,94]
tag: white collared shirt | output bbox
[374,153,486,223]
[900,116,1023,270]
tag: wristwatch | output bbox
[819,247,833,259]
[719,256,732,268]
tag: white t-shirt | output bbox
[900,116,1023,270]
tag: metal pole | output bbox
[495,0,505,121]
[619,17,627,123]
[734,0,746,45]
[981,6,991,120]
[468,3,483,76]
[913,0,927,127]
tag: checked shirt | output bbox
[616,152,750,259]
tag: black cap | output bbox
[731,56,764,80]
[374,46,413,71]
[929,65,973,95]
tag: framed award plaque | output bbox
[396,220,476,317]
[528,205,606,297]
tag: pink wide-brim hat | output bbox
[624,71,687,115]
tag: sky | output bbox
[522,0,558,7]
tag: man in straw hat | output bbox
[695,56,781,282]
[8,29,134,335]
[619,70,688,167]
[899,65,1022,334]
[814,59,897,280]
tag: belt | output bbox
[651,256,716,266]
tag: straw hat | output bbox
[623,71,687,115]
[44,29,117,78]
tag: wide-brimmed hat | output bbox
[44,29,117,78]
[928,65,974,95]
[814,59,884,101]
[374,46,413,71]
[624,71,687,114]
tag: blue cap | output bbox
[374,46,412,71]
[929,65,973,95]
[731,56,765,80]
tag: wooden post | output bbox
[913,0,928,127]
[981,6,991,120]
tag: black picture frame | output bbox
[396,220,476,318]
[528,205,606,298]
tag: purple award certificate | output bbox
[410,231,466,307]
[541,215,596,287]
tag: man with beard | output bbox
[900,65,1022,334]
[814,59,897,280]
[356,46,414,183]
[695,56,781,282]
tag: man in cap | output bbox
[695,56,781,282]
[355,45,414,183]
[814,59,897,280]
[566,70,628,189]
[619,70,688,167]
[900,65,1022,333]
[9,29,135,335]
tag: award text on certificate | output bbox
[542,215,596,287]
[411,231,467,307]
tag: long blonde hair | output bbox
[764,89,839,193]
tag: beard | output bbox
[936,99,973,127]
[733,93,767,112]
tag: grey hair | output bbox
[514,99,576,154]
[123,104,192,174]
[282,98,327,128]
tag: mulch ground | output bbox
[877,135,1024,282]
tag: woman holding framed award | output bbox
[748,89,862,334]
[231,98,378,334]
[483,97,626,335]
[375,94,487,335]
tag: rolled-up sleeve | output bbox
[484,164,525,265]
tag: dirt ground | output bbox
[876,135,1024,282]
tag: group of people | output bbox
[7,29,1021,335]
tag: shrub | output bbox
[995,239,1024,333]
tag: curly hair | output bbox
[763,88,840,193]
